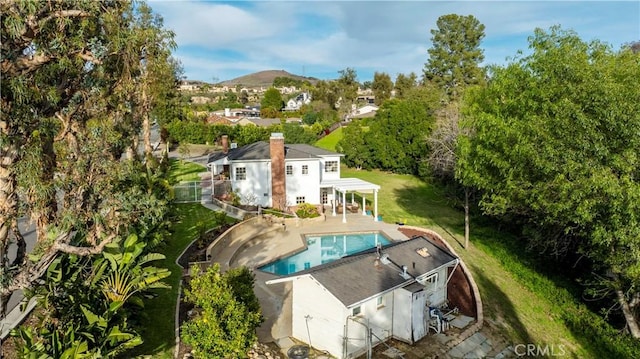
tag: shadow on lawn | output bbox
[469,264,534,347]
[392,183,467,246]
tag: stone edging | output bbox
[400,225,484,349]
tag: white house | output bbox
[284,92,312,111]
[207,133,381,221]
[346,104,379,120]
[266,236,460,359]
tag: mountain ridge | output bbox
[217,69,318,87]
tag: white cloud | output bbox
[151,0,640,81]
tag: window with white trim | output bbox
[296,196,306,204]
[377,296,385,309]
[352,306,362,316]
[321,190,328,204]
[324,161,338,173]
[286,165,293,176]
[235,167,246,180]
[302,165,308,175]
[422,273,438,293]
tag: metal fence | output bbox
[173,181,204,203]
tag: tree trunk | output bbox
[10,218,26,267]
[35,134,58,241]
[464,187,470,249]
[616,284,640,338]
[0,142,19,319]
[0,143,18,252]
[142,86,153,161]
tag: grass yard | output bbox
[132,160,230,358]
[341,166,634,358]
[132,204,226,358]
[168,159,206,183]
[314,127,343,151]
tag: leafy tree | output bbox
[13,234,170,357]
[1,0,175,329]
[424,14,486,100]
[336,122,371,170]
[371,72,393,105]
[394,72,418,99]
[181,264,262,358]
[336,67,359,114]
[261,87,284,111]
[238,90,249,105]
[311,80,340,110]
[457,27,640,336]
[280,123,316,145]
[366,99,435,174]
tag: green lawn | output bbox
[168,159,207,183]
[133,161,633,358]
[132,204,226,358]
[314,127,343,151]
[341,166,631,358]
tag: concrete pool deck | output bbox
[225,212,410,348]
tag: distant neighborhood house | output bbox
[284,92,312,111]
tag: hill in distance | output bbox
[218,70,318,87]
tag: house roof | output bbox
[269,236,458,307]
[207,141,342,163]
[321,178,380,193]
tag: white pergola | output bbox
[321,178,381,223]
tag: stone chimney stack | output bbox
[221,135,229,154]
[270,133,286,210]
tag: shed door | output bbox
[411,290,427,342]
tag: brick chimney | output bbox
[270,133,286,210]
[221,135,229,154]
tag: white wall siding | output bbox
[291,276,347,358]
[231,161,271,207]
[320,156,342,182]
[343,294,394,358]
[392,289,412,342]
[285,159,321,205]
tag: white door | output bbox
[411,290,427,342]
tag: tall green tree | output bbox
[394,72,418,99]
[1,0,176,322]
[261,87,284,112]
[424,14,486,247]
[457,27,640,336]
[366,98,436,174]
[424,14,486,100]
[371,72,393,105]
[336,122,371,170]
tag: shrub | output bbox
[296,203,320,219]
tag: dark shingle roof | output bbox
[292,236,458,307]
[207,142,341,162]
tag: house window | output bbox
[422,273,438,293]
[235,167,246,181]
[377,296,385,309]
[296,196,306,204]
[302,165,308,175]
[324,161,338,173]
[352,306,362,316]
[286,165,293,176]
[321,190,328,204]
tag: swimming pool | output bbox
[258,231,392,275]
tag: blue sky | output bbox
[149,0,640,83]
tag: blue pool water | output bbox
[258,232,392,275]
